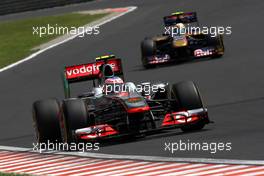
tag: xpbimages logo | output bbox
[32,141,100,153]
[99,82,166,96]
[32,24,100,37]
[164,25,232,37]
[164,140,232,154]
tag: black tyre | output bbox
[32,99,62,143]
[62,99,88,143]
[210,35,225,58]
[170,81,205,132]
[216,35,225,57]
[141,38,157,68]
[141,38,157,56]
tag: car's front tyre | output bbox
[32,99,62,144]
[62,99,88,144]
[170,81,206,132]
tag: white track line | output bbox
[0,149,264,176]
[0,153,41,164]
[0,146,30,152]
[1,156,83,171]
[0,6,137,73]
[0,151,11,155]
[57,151,264,166]
[0,152,38,160]
[0,155,64,169]
[0,152,24,158]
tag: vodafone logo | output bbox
[66,64,100,76]
[65,62,117,79]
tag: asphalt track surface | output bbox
[0,0,264,160]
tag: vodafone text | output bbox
[66,63,116,77]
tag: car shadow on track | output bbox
[130,57,224,72]
[97,128,212,148]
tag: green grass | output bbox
[0,12,108,68]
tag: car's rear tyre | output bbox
[32,99,62,144]
[170,81,205,132]
[141,38,157,69]
[62,99,88,144]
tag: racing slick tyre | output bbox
[171,81,205,132]
[141,38,157,69]
[32,99,62,144]
[210,35,225,58]
[62,99,88,144]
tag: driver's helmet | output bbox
[93,87,103,97]
[173,23,186,35]
[103,76,124,94]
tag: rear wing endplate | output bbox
[163,12,198,26]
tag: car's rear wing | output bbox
[63,55,123,98]
[163,12,198,26]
